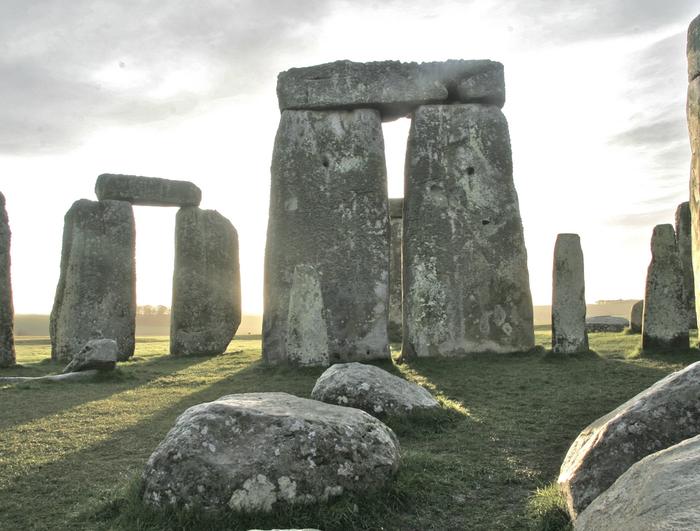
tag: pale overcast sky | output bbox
[0,0,697,314]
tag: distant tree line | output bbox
[136,305,170,316]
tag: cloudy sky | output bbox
[0,0,697,315]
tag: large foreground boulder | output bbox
[142,393,400,513]
[558,361,700,519]
[311,362,439,417]
[575,435,700,530]
[62,339,118,373]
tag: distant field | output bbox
[1,331,697,530]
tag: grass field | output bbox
[1,331,698,530]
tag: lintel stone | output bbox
[95,173,202,207]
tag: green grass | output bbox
[1,331,698,530]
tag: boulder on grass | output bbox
[585,316,628,332]
[575,434,700,530]
[62,339,118,373]
[311,362,439,417]
[558,361,700,519]
[142,392,400,514]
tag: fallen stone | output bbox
[0,370,100,384]
[388,198,403,343]
[0,192,15,368]
[575,435,700,530]
[62,339,118,373]
[642,224,689,351]
[689,14,700,82]
[170,207,241,356]
[141,392,400,514]
[402,104,534,357]
[676,202,697,329]
[263,109,390,364]
[629,300,643,334]
[558,360,700,519]
[285,264,329,366]
[277,60,505,121]
[311,362,439,417]
[50,199,136,362]
[551,234,588,354]
[95,174,201,207]
[585,316,628,333]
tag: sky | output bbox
[0,0,698,315]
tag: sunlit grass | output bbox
[0,330,698,530]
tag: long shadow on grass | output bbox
[396,349,688,527]
[0,346,237,432]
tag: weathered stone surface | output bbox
[552,234,588,354]
[50,199,135,362]
[629,300,643,334]
[277,60,505,121]
[170,207,241,356]
[0,193,15,368]
[388,198,403,343]
[142,392,400,513]
[285,264,329,366]
[263,109,390,364]
[558,360,700,519]
[0,370,101,384]
[676,202,697,329]
[688,14,700,82]
[642,224,689,351]
[311,362,439,417]
[95,174,201,207]
[62,339,118,373]
[402,104,534,357]
[689,44,700,341]
[575,435,700,531]
[585,316,628,332]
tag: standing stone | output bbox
[688,16,700,340]
[629,300,644,334]
[551,234,588,354]
[95,174,201,207]
[676,202,697,329]
[642,224,689,351]
[402,104,534,357]
[263,109,390,365]
[170,207,241,356]
[388,198,403,343]
[285,264,329,366]
[0,193,14,368]
[50,199,135,362]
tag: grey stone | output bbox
[285,264,329,366]
[141,392,400,513]
[50,199,135,362]
[585,315,628,333]
[62,338,118,373]
[311,362,439,417]
[552,234,588,354]
[558,360,700,519]
[0,193,14,368]
[688,47,700,341]
[676,202,697,329]
[388,198,403,343]
[629,300,644,334]
[402,104,534,357]
[95,173,201,207]
[170,207,241,356]
[642,224,689,351]
[277,60,505,121]
[0,370,101,384]
[688,14,700,82]
[575,435,700,531]
[263,109,390,365]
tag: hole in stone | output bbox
[482,220,490,225]
[467,166,475,176]
[381,117,411,198]
[430,184,442,192]
[321,156,330,168]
